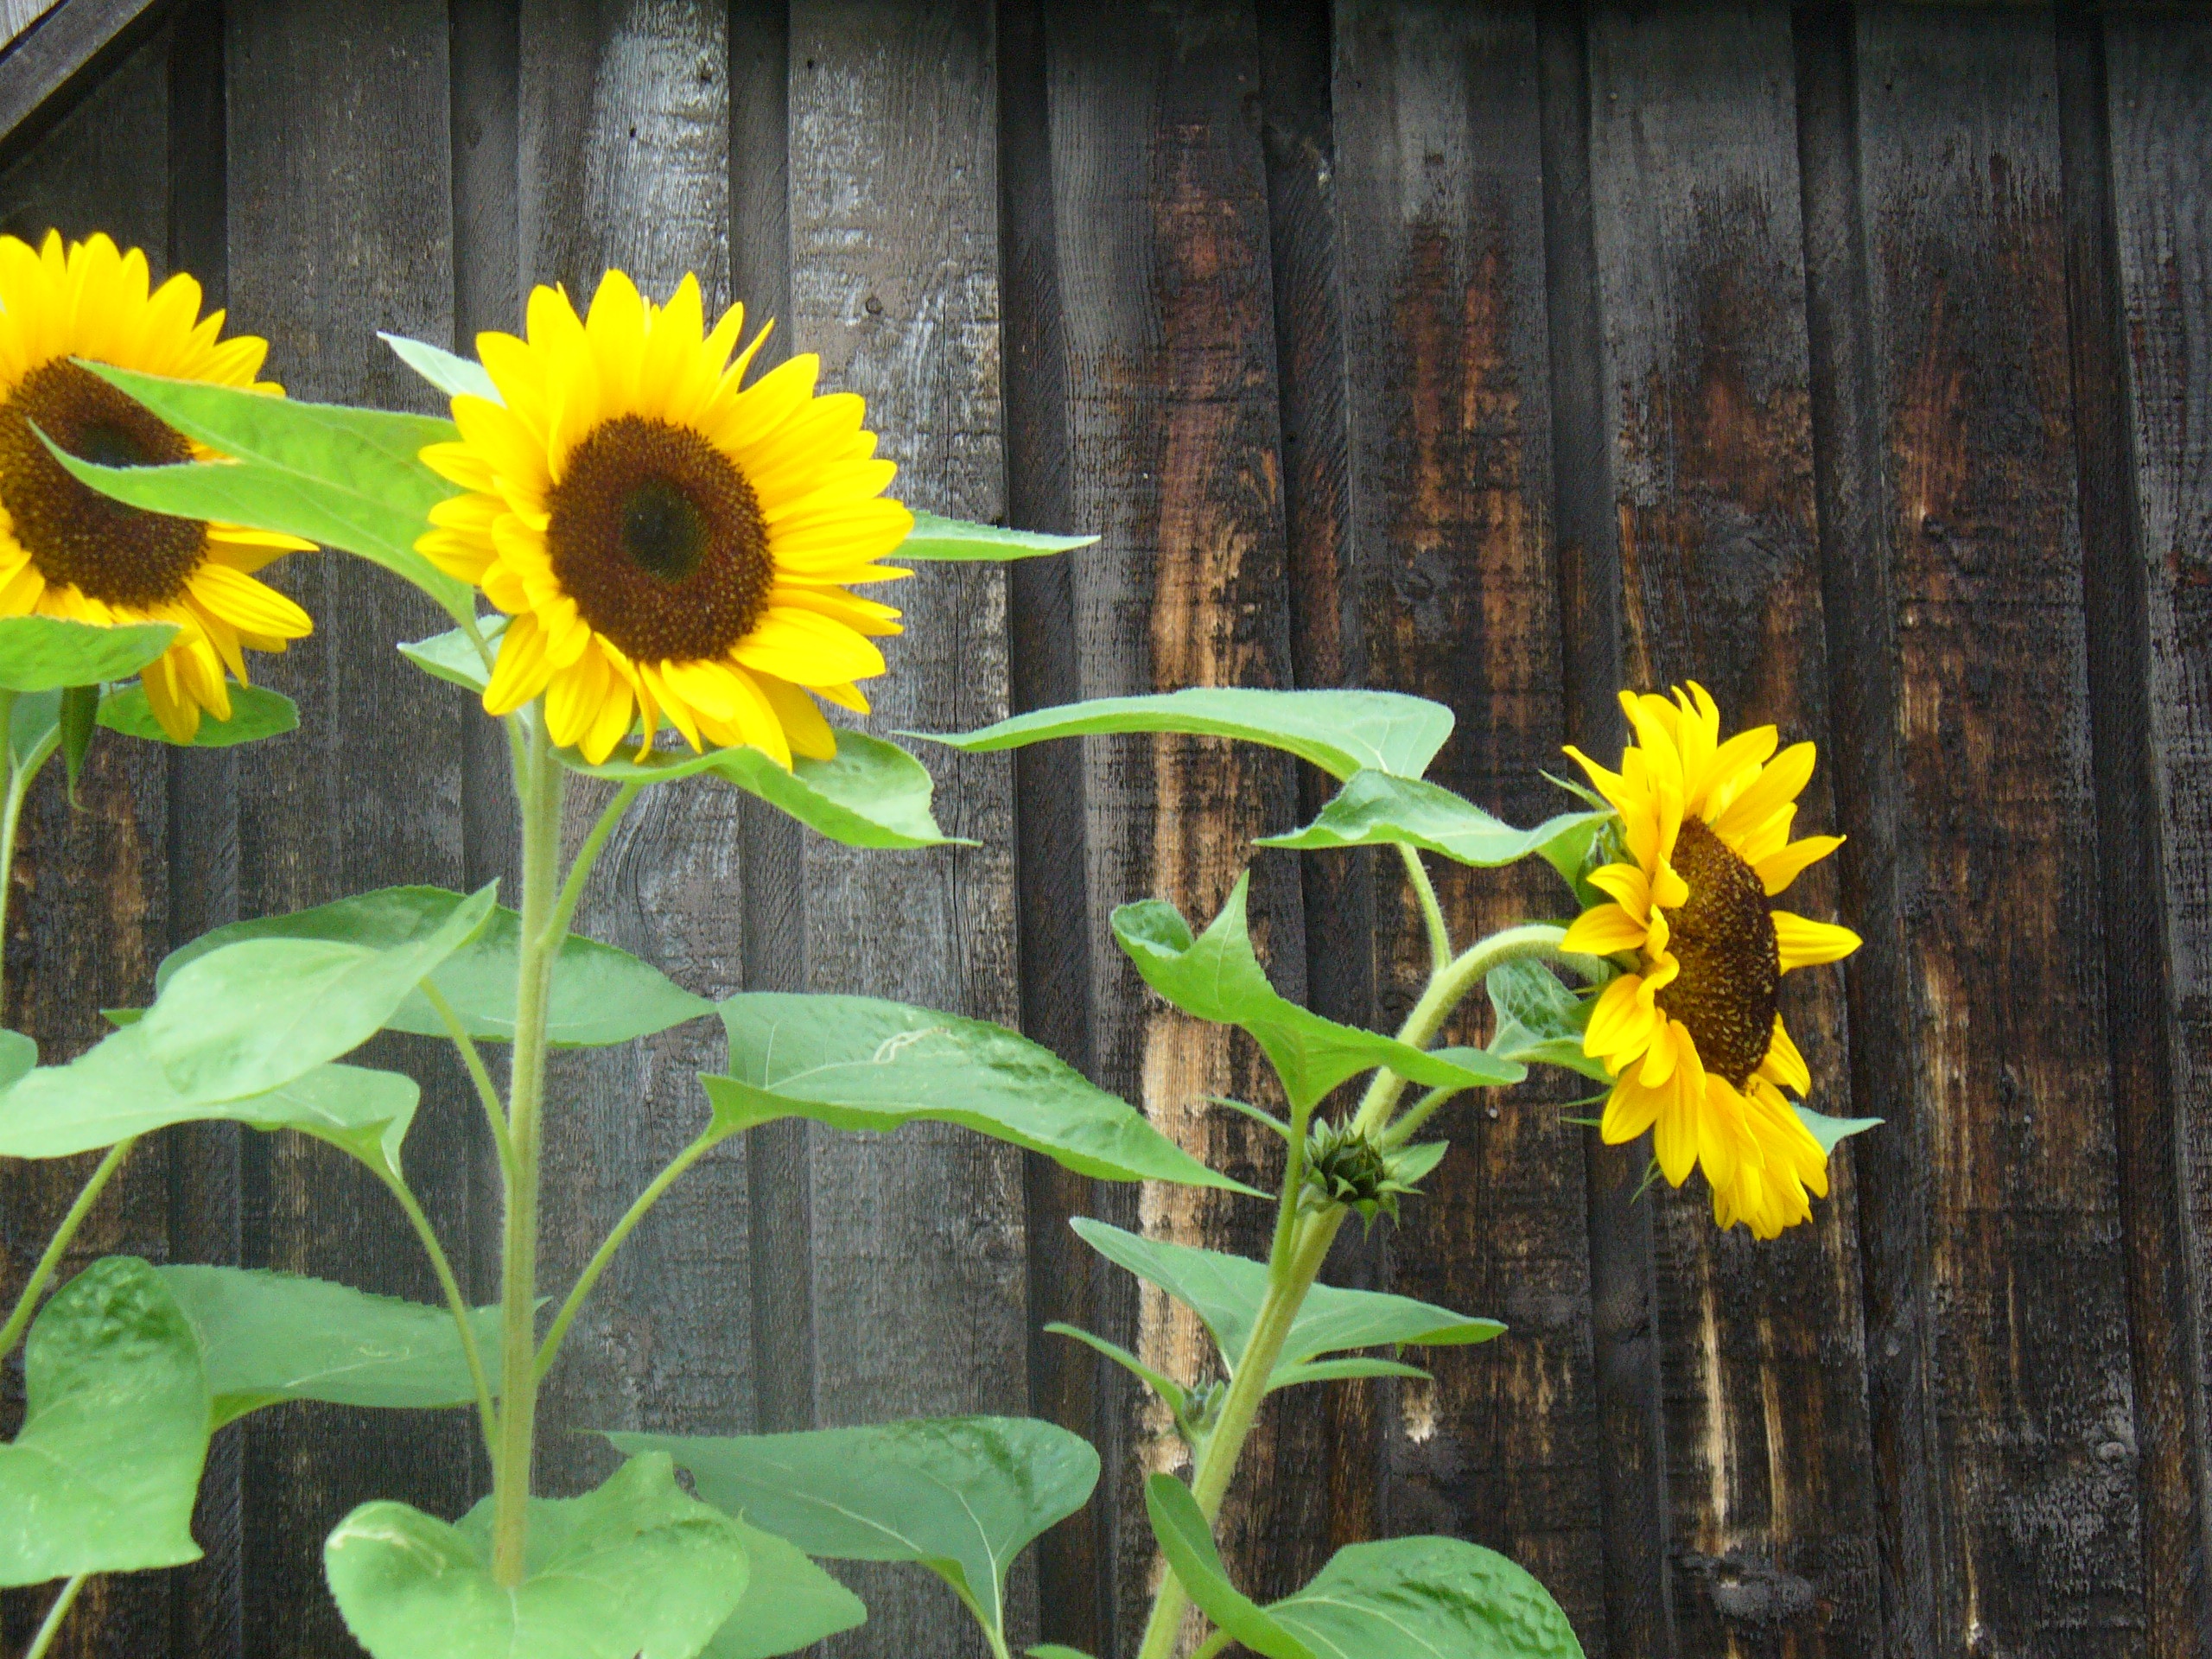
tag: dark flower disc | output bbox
[1656,817,1781,1087]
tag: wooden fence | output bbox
[0,2,2208,1656]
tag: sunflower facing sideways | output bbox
[0,231,313,740]
[1561,685,1862,1239]
[416,270,910,766]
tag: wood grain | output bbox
[1331,5,1608,1651]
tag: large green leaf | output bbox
[709,994,1252,1193]
[98,681,300,747]
[159,1267,499,1428]
[702,1520,866,1659]
[1112,874,1523,1109]
[1145,1477,1585,1659]
[895,512,1096,563]
[1072,1219,1501,1388]
[0,1039,418,1178]
[0,615,176,692]
[1485,959,1608,1083]
[1793,1104,1883,1154]
[325,1453,749,1659]
[57,363,475,623]
[157,886,712,1048]
[611,1417,1097,1657]
[918,687,1455,781]
[0,1257,209,1586]
[1259,770,1606,887]
[133,881,497,1101]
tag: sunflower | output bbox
[416,271,910,766]
[1560,685,1861,1239]
[0,231,313,741]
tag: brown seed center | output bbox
[0,359,207,607]
[1654,817,1779,1087]
[544,416,772,664]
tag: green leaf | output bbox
[709,994,1254,1193]
[98,681,300,747]
[134,881,497,1102]
[0,1027,35,1089]
[0,1257,209,1586]
[1259,770,1606,882]
[397,619,503,691]
[1112,874,1523,1109]
[325,1453,749,1659]
[10,688,58,766]
[1072,1218,1501,1386]
[1266,1356,1430,1390]
[58,683,97,800]
[702,1520,866,1659]
[158,1266,499,1428]
[918,687,1455,781]
[1792,1104,1883,1154]
[0,615,177,692]
[566,729,967,850]
[1486,959,1608,1082]
[158,886,711,1048]
[896,512,1096,562]
[60,363,476,624]
[1268,1535,1587,1659]
[380,332,501,404]
[0,1046,418,1177]
[1042,1323,1191,1417]
[609,1416,1097,1657]
[1144,1476,1312,1659]
[1028,1649,1098,1659]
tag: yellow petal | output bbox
[1761,1016,1811,1094]
[1772,911,1862,971]
[1753,834,1845,896]
[1561,903,1650,957]
[482,612,555,715]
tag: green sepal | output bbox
[98,682,300,747]
[1792,1103,1883,1154]
[397,618,504,691]
[0,615,176,692]
[380,332,500,404]
[896,512,1096,562]
[1486,958,1609,1082]
[1112,874,1523,1109]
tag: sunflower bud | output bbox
[1301,1119,1434,1230]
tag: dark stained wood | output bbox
[1331,7,1610,1654]
[1827,10,2143,1654]
[1033,0,1308,1637]
[0,0,168,171]
[785,6,1029,1656]
[2092,11,2212,1655]
[517,0,759,1498]
[0,29,175,1658]
[1584,7,1882,1654]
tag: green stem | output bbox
[422,981,514,1178]
[0,719,58,1005]
[23,1573,86,1659]
[544,780,640,950]
[0,1138,135,1361]
[374,1167,499,1460]
[1397,842,1452,975]
[1189,1629,1233,1659]
[534,1128,722,1384]
[490,712,563,1588]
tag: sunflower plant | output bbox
[0,249,1874,1659]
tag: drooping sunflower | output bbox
[1561,684,1862,1238]
[0,231,313,740]
[416,270,910,766]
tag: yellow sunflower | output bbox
[0,231,313,740]
[1561,684,1862,1239]
[416,270,910,766]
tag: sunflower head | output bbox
[417,270,912,767]
[1560,684,1862,1239]
[0,231,314,741]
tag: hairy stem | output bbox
[1396,842,1451,975]
[545,781,640,949]
[23,1573,86,1659]
[422,981,513,1178]
[0,1138,136,1361]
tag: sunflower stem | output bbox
[0,714,58,1007]
[490,711,563,1589]
[0,1136,135,1362]
[1397,842,1452,975]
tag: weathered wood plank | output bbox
[784,5,1028,1656]
[0,30,175,1658]
[1034,1,1306,1640]
[224,3,471,1651]
[1827,10,2143,1654]
[1331,6,1609,1652]
[2093,12,2212,1654]
[1583,7,1882,1654]
[518,0,757,1497]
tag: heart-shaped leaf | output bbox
[157,887,711,1048]
[159,1267,499,1428]
[0,615,177,692]
[97,681,300,747]
[709,994,1253,1193]
[1112,875,1523,1109]
[0,1257,209,1586]
[133,882,497,1102]
[1271,1535,1586,1657]
[1072,1219,1501,1387]
[324,1453,750,1659]
[610,1417,1096,1658]
[1485,959,1607,1082]
[381,332,502,404]
[918,686,1454,781]
[1260,770,1606,888]
[702,1519,866,1659]
[58,363,475,624]
[1792,1104,1883,1154]
[895,512,1096,563]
